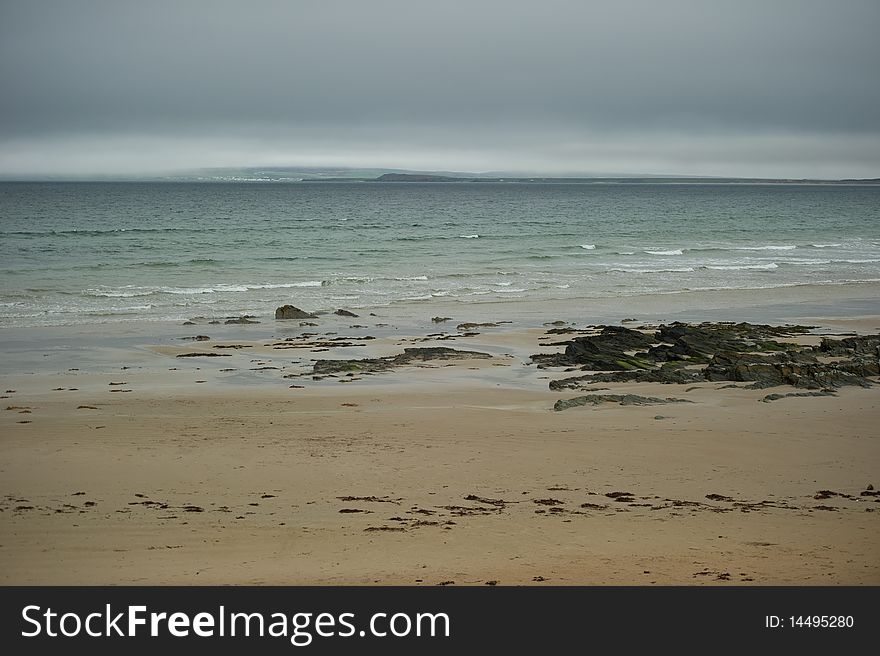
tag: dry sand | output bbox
[1,317,878,585]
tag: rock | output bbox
[181,335,211,341]
[432,316,452,323]
[760,390,836,402]
[534,325,655,370]
[706,351,877,389]
[457,322,498,331]
[553,394,693,411]
[182,321,196,325]
[275,305,316,320]
[537,321,877,391]
[867,484,874,491]
[816,334,880,356]
[313,347,492,375]
[225,317,259,324]
[334,309,358,317]
[549,363,704,389]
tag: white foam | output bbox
[611,267,695,274]
[459,234,479,239]
[735,245,796,251]
[394,275,429,281]
[580,244,596,250]
[248,281,324,289]
[644,249,683,256]
[704,263,779,270]
[811,243,842,248]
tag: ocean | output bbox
[1,181,879,328]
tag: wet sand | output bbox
[1,302,878,585]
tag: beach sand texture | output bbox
[1,312,878,585]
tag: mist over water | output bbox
[1,182,879,328]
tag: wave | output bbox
[609,266,696,274]
[84,281,326,297]
[248,281,325,289]
[730,245,796,251]
[394,275,429,281]
[459,234,480,239]
[644,249,683,256]
[3,227,217,237]
[810,243,842,248]
[580,244,596,250]
[701,263,779,270]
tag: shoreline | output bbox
[1,285,878,585]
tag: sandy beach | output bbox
[1,286,878,586]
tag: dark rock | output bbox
[549,363,704,389]
[225,317,259,324]
[432,316,452,323]
[539,321,877,391]
[313,347,492,375]
[761,390,836,402]
[176,352,231,358]
[534,325,655,370]
[706,351,877,389]
[553,394,693,411]
[334,309,359,317]
[816,334,880,356]
[275,305,316,320]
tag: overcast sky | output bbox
[1,0,878,178]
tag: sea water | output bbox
[1,181,879,328]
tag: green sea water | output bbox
[1,181,879,328]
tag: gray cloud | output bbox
[1,0,879,177]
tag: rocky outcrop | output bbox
[704,350,878,389]
[553,394,693,411]
[536,322,879,391]
[334,309,359,317]
[275,305,316,320]
[313,347,492,376]
[533,325,655,370]
[816,334,880,356]
[549,363,705,389]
